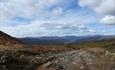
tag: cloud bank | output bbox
[100,15,115,25]
[79,0,115,24]
[0,0,115,37]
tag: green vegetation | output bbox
[65,39,115,52]
[103,43,115,52]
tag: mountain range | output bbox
[0,30,115,70]
[0,30,115,45]
[19,35,115,45]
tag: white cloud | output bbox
[78,0,115,25]
[95,0,115,15]
[48,0,61,4]
[100,15,115,25]
[0,0,65,22]
[0,0,98,37]
[52,7,63,16]
[79,0,101,8]
[79,0,115,15]
[80,29,95,33]
[0,14,96,37]
[78,25,86,29]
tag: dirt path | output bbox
[36,50,97,70]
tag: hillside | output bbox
[0,31,115,70]
[0,38,115,70]
[0,31,23,46]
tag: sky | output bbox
[0,0,115,37]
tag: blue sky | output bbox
[0,0,115,37]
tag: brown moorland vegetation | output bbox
[0,31,24,47]
[0,31,115,70]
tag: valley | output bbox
[0,31,115,70]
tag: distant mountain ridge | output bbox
[0,31,23,46]
[0,31,115,45]
[19,35,115,45]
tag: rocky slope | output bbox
[0,31,23,46]
[0,46,115,70]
